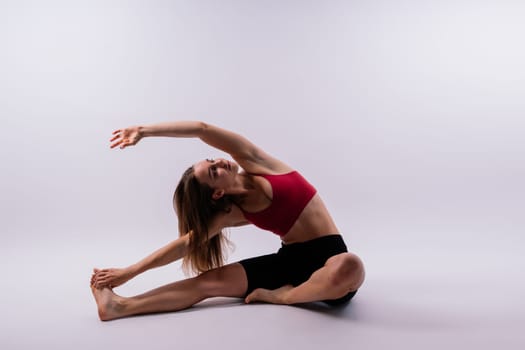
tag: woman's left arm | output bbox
[111,121,290,173]
[143,121,257,159]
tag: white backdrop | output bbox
[1,1,524,349]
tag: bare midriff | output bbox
[278,194,340,244]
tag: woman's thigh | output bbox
[237,235,352,295]
[197,263,249,298]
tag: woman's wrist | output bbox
[137,125,150,138]
[125,264,141,278]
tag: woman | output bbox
[90,121,365,321]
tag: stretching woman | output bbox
[90,121,365,321]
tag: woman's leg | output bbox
[91,263,247,321]
[245,252,365,305]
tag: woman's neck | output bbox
[230,173,258,206]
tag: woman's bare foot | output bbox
[245,285,294,305]
[90,286,127,321]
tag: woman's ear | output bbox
[212,189,225,200]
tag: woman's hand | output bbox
[91,267,133,289]
[110,126,143,149]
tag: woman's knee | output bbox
[330,253,365,291]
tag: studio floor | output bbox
[1,228,523,350]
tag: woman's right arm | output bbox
[90,207,246,289]
[91,235,189,289]
[128,234,190,276]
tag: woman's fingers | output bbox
[94,277,109,288]
[110,129,124,148]
[91,267,118,289]
[92,273,109,284]
[91,267,126,287]
[95,273,110,282]
[110,140,123,149]
[93,270,102,278]
[110,138,133,149]
[109,128,140,149]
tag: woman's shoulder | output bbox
[222,204,251,228]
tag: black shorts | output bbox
[238,234,357,306]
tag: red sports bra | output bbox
[241,171,317,236]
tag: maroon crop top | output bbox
[241,171,317,236]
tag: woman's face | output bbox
[193,158,238,191]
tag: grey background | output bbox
[1,0,524,349]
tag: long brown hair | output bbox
[174,166,233,275]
